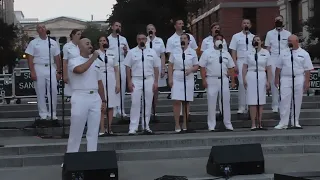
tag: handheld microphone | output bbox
[46,30,51,35]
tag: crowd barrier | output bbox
[0,67,319,104]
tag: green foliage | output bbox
[304,2,320,60]
[82,22,108,49]
[14,27,29,60]
[107,0,203,48]
[0,19,18,67]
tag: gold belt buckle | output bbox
[89,90,94,94]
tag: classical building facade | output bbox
[21,16,108,43]
[190,0,279,46]
[278,0,317,39]
[0,0,15,24]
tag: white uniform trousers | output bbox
[269,54,280,109]
[129,76,154,132]
[34,64,58,119]
[237,58,247,109]
[207,76,232,130]
[67,90,101,153]
[114,62,126,116]
[64,72,73,97]
[278,75,304,126]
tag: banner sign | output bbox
[0,74,13,97]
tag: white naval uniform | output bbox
[169,47,199,102]
[25,37,60,120]
[97,49,120,108]
[244,48,271,105]
[166,33,198,114]
[62,41,80,96]
[265,28,291,110]
[200,35,228,52]
[66,56,102,152]
[124,47,160,132]
[229,31,255,111]
[146,36,166,87]
[275,48,313,127]
[108,34,129,116]
[200,35,228,112]
[199,48,234,130]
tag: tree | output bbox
[14,26,29,60]
[0,19,18,70]
[107,0,203,47]
[82,22,108,48]
[304,1,320,61]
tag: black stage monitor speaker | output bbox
[206,143,264,177]
[62,151,118,180]
[155,175,188,180]
[274,172,320,180]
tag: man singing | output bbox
[25,24,61,122]
[265,15,292,113]
[108,21,130,119]
[66,38,106,153]
[229,19,255,114]
[125,32,160,135]
[199,34,235,131]
[274,35,313,130]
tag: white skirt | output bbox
[101,70,120,108]
[64,83,73,97]
[246,71,266,105]
[171,71,194,102]
[158,66,167,87]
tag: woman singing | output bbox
[168,33,199,133]
[97,35,120,136]
[62,29,81,98]
[242,35,272,130]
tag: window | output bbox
[291,0,303,34]
[243,8,257,34]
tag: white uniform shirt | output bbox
[107,34,129,62]
[146,36,166,57]
[97,49,119,73]
[166,33,198,54]
[124,47,160,77]
[25,37,60,64]
[245,48,271,71]
[62,41,80,60]
[265,28,291,55]
[199,48,235,77]
[169,47,199,70]
[229,31,255,59]
[276,47,314,76]
[200,35,228,52]
[68,56,102,90]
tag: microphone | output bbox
[215,30,220,35]
[288,43,293,50]
[181,41,186,59]
[149,31,153,49]
[46,30,51,35]
[253,41,259,49]
[218,44,223,50]
[140,42,145,48]
[244,26,249,50]
[103,44,109,50]
[116,29,120,35]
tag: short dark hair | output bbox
[69,29,81,39]
[181,33,190,41]
[214,34,224,39]
[112,21,121,26]
[137,32,147,37]
[174,18,184,25]
[80,35,86,39]
[97,35,109,44]
[242,18,251,22]
[210,22,220,29]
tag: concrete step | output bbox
[1,95,319,111]
[0,143,320,168]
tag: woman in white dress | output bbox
[97,35,120,136]
[242,35,272,130]
[168,33,199,133]
[146,24,166,121]
[62,29,81,98]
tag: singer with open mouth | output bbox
[274,35,313,130]
[125,32,160,135]
[242,35,272,131]
[199,34,235,132]
[168,33,199,133]
[97,35,120,136]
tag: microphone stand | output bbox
[47,34,54,130]
[61,51,66,138]
[141,48,148,135]
[104,50,111,135]
[278,31,282,103]
[219,47,225,130]
[117,32,124,122]
[150,39,156,122]
[289,48,299,129]
[245,30,250,120]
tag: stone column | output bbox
[278,0,291,31]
